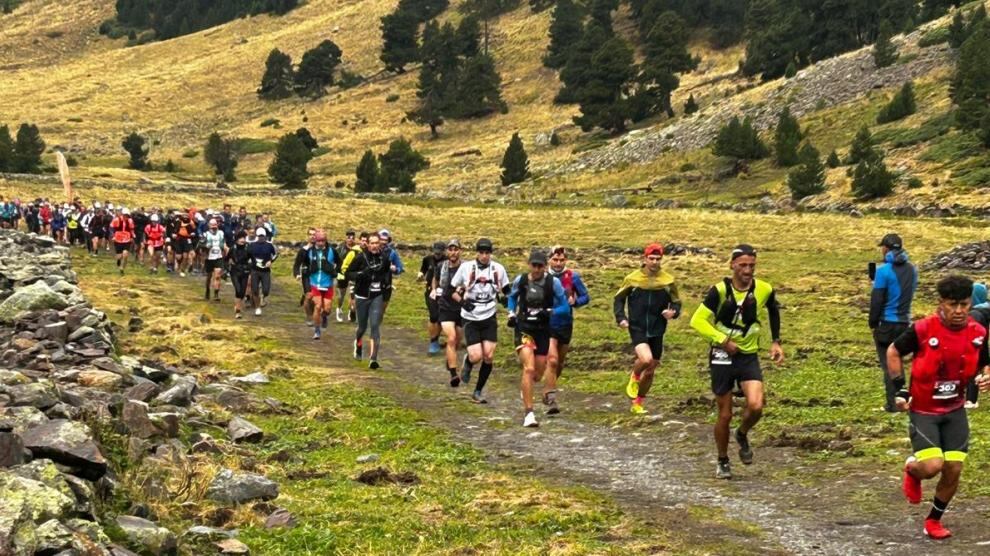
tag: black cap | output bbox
[529,249,548,265]
[730,244,757,260]
[432,241,445,253]
[879,233,903,250]
[346,229,356,237]
[476,238,494,252]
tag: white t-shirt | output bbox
[204,230,225,260]
[450,260,509,322]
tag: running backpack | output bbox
[517,273,554,325]
[713,278,759,336]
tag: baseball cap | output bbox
[730,244,758,260]
[432,241,445,253]
[644,243,664,257]
[878,233,903,250]
[529,249,548,265]
[447,238,461,248]
[255,227,267,237]
[379,229,391,239]
[476,238,494,252]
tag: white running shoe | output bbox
[336,308,344,322]
[255,307,262,316]
[523,411,539,428]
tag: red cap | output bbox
[644,243,664,257]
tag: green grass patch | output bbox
[920,130,984,163]
[233,138,278,155]
[873,111,954,148]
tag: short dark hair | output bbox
[359,231,370,239]
[937,275,974,302]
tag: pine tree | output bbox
[786,143,826,199]
[203,132,239,182]
[952,22,990,131]
[980,112,990,149]
[683,94,699,115]
[638,11,697,118]
[500,132,530,186]
[354,149,379,192]
[876,81,916,124]
[589,0,618,34]
[846,125,878,165]
[851,156,895,200]
[12,123,44,174]
[397,0,449,21]
[543,0,582,69]
[556,23,608,104]
[380,8,420,73]
[573,36,637,133]
[826,149,841,168]
[268,133,312,189]
[713,116,768,160]
[873,20,898,68]
[774,106,802,167]
[784,61,797,78]
[410,21,459,136]
[949,11,967,48]
[0,125,12,172]
[294,127,319,151]
[457,15,481,57]
[294,39,342,98]
[258,49,295,100]
[121,132,149,170]
[378,138,429,193]
[450,54,508,118]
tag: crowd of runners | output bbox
[5,195,990,540]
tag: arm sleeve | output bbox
[292,250,305,276]
[450,264,467,289]
[891,325,919,356]
[551,278,570,317]
[868,268,888,329]
[573,273,590,307]
[613,280,631,325]
[669,282,683,318]
[390,250,405,275]
[420,256,431,276]
[690,287,728,345]
[507,276,522,312]
[337,250,355,281]
[767,289,781,342]
[980,336,989,368]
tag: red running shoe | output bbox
[924,518,952,540]
[903,457,922,504]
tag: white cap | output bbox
[94,202,102,209]
[150,214,160,222]
[208,218,217,226]
[378,228,391,238]
[108,203,114,210]
[62,204,69,209]
[255,227,267,237]
[122,208,130,215]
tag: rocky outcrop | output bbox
[924,242,990,271]
[0,230,278,555]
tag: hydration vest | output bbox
[517,273,554,328]
[909,314,986,415]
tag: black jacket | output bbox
[345,249,392,298]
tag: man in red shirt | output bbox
[110,208,136,275]
[144,213,166,274]
[887,274,990,540]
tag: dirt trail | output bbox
[190,275,990,554]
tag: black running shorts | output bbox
[709,350,762,396]
[909,408,969,463]
[464,316,498,346]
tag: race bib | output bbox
[933,380,960,401]
[371,281,382,292]
[710,347,732,366]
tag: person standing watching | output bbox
[870,233,918,413]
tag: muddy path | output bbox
[172,272,990,554]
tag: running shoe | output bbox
[449,373,461,388]
[715,459,732,480]
[626,372,640,399]
[313,329,321,341]
[924,518,952,540]
[735,428,753,465]
[348,309,355,322]
[369,359,380,370]
[353,340,362,360]
[180,272,186,278]
[254,307,262,316]
[965,401,979,410]
[523,411,539,428]
[461,355,473,385]
[305,320,313,327]
[903,456,922,504]
[428,341,441,356]
[336,308,343,322]
[235,312,242,320]
[544,390,560,415]
[630,402,647,415]
[471,391,487,404]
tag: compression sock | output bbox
[928,497,949,521]
[447,367,457,377]
[475,362,493,393]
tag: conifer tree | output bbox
[380,8,420,73]
[873,20,898,68]
[121,132,149,170]
[0,125,12,172]
[451,54,508,118]
[573,36,636,133]
[952,21,990,131]
[268,133,312,189]
[589,0,618,34]
[638,11,696,118]
[851,156,895,200]
[846,125,878,165]
[555,23,608,104]
[683,94,699,115]
[258,49,295,100]
[543,0,583,69]
[378,138,429,193]
[12,124,44,174]
[774,106,802,167]
[500,132,530,186]
[203,132,239,182]
[713,116,768,160]
[949,11,967,48]
[354,149,379,192]
[786,143,826,199]
[876,81,916,124]
[294,127,319,151]
[294,40,342,98]
[826,149,841,168]
[457,15,481,57]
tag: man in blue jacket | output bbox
[870,233,918,412]
[543,245,590,415]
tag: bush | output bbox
[918,26,950,47]
[786,143,826,199]
[826,150,841,168]
[338,70,364,89]
[851,158,895,199]
[876,82,916,124]
[906,176,924,189]
[182,149,199,159]
[260,118,281,128]
[713,116,769,160]
[385,94,400,103]
[679,162,697,172]
[65,155,78,167]
[66,117,83,123]
[163,159,177,172]
[784,61,797,78]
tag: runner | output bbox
[226,230,251,319]
[335,230,359,322]
[888,274,990,540]
[346,233,392,369]
[202,219,227,301]
[293,228,317,325]
[51,206,67,244]
[967,282,990,409]
[337,231,370,322]
[451,238,511,403]
[144,213,166,273]
[614,243,681,416]
[307,230,337,340]
[418,241,447,355]
[870,233,918,413]
[432,239,465,387]
[110,208,136,275]
[88,203,109,256]
[247,228,278,316]
[132,208,148,265]
[173,213,197,277]
[690,244,783,480]
[544,245,590,414]
[508,249,569,427]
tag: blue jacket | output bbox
[307,246,336,289]
[547,268,590,329]
[869,249,917,328]
[384,246,404,275]
[507,274,571,333]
